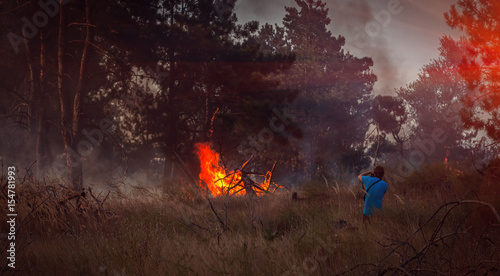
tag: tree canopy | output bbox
[258,0,377,179]
[1,0,494,192]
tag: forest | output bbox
[1,0,499,275]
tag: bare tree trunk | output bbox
[23,41,35,131]
[203,82,218,141]
[73,0,91,136]
[163,5,178,186]
[203,61,215,141]
[393,134,405,157]
[35,31,46,179]
[68,0,92,191]
[163,94,178,185]
[205,85,210,137]
[18,0,45,179]
[16,0,35,132]
[56,0,76,190]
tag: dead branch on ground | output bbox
[338,200,500,275]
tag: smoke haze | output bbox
[235,0,460,95]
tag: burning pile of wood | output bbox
[195,142,282,197]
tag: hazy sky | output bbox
[234,0,461,95]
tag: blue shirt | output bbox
[362,176,388,216]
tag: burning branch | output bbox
[195,142,279,197]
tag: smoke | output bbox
[234,0,296,25]
[234,0,406,95]
[234,0,448,96]
[326,0,406,95]
[326,0,459,95]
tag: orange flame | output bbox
[195,142,244,196]
[194,142,272,197]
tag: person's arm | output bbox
[358,171,372,183]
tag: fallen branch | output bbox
[206,197,227,230]
[340,200,500,275]
[89,187,111,214]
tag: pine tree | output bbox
[261,0,377,178]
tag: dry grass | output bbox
[1,165,499,275]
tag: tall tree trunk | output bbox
[73,0,91,136]
[163,106,178,184]
[23,39,35,132]
[393,134,405,157]
[163,61,179,184]
[68,0,92,191]
[203,75,216,141]
[57,0,77,190]
[16,0,35,132]
[36,31,46,179]
[163,5,178,185]
[18,0,44,179]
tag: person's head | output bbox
[373,166,384,178]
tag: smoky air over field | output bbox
[1,0,500,274]
[0,0,498,192]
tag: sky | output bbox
[234,0,461,95]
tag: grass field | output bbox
[1,163,499,275]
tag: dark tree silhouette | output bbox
[372,95,409,156]
[0,1,160,189]
[260,0,377,179]
[91,1,298,185]
[397,36,471,162]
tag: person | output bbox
[358,166,388,223]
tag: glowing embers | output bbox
[195,142,274,197]
[444,153,464,177]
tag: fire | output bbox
[195,142,272,197]
[444,153,464,176]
